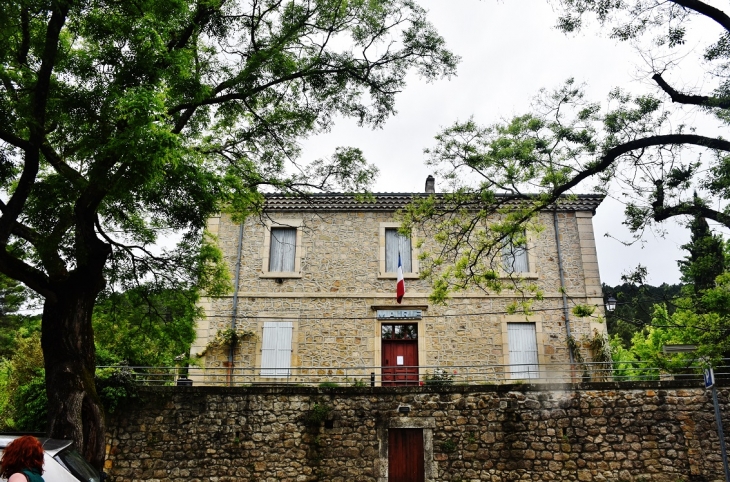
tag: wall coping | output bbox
[138,379,721,397]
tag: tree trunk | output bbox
[41,271,106,472]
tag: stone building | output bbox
[191,182,606,386]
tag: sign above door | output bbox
[377,309,422,320]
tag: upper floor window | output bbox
[269,228,297,272]
[385,228,412,273]
[379,222,418,278]
[261,219,303,278]
[502,237,529,274]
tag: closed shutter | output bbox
[502,241,529,273]
[507,323,539,379]
[269,228,297,272]
[385,229,412,272]
[261,322,293,377]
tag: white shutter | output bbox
[508,323,539,379]
[502,241,529,273]
[269,228,297,272]
[261,322,293,377]
[385,229,412,272]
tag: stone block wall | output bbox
[105,382,730,482]
[194,207,607,382]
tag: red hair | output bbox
[0,436,44,477]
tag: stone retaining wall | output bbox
[105,382,730,482]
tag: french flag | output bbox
[396,252,405,304]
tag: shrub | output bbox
[0,333,46,431]
[304,403,332,425]
[424,368,454,386]
[12,375,47,431]
[95,365,139,414]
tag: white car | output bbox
[0,435,103,482]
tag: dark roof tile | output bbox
[263,193,604,213]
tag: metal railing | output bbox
[96,360,730,387]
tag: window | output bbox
[502,235,529,274]
[261,219,303,278]
[507,323,539,379]
[260,322,293,377]
[379,223,418,278]
[269,228,297,272]
[381,323,418,340]
[385,228,412,272]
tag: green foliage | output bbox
[424,368,455,386]
[0,333,46,431]
[441,438,457,453]
[201,328,256,357]
[609,220,730,372]
[415,1,730,300]
[0,360,10,425]
[589,329,611,364]
[93,286,200,367]
[345,377,367,388]
[95,366,139,415]
[566,335,585,365]
[0,0,457,305]
[12,376,47,432]
[678,215,726,295]
[572,304,595,318]
[608,334,645,380]
[402,184,546,302]
[0,273,40,359]
[304,403,333,426]
[603,282,683,347]
[318,381,339,388]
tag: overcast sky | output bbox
[299,0,722,287]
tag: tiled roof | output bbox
[263,193,604,213]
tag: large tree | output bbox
[0,0,456,468]
[403,0,730,301]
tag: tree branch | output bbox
[166,0,227,52]
[18,7,30,65]
[41,142,89,189]
[0,128,31,150]
[653,202,730,227]
[0,0,71,245]
[555,134,730,196]
[0,250,53,299]
[652,73,730,108]
[672,0,730,33]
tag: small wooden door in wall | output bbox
[381,323,419,386]
[388,428,425,482]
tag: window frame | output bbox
[499,231,538,279]
[378,222,419,279]
[260,219,304,278]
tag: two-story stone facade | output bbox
[191,188,606,386]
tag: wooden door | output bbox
[388,428,425,482]
[382,340,418,386]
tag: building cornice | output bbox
[262,192,604,214]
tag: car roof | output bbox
[0,435,73,456]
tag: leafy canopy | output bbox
[0,0,458,299]
[405,0,730,299]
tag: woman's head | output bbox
[0,436,44,477]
